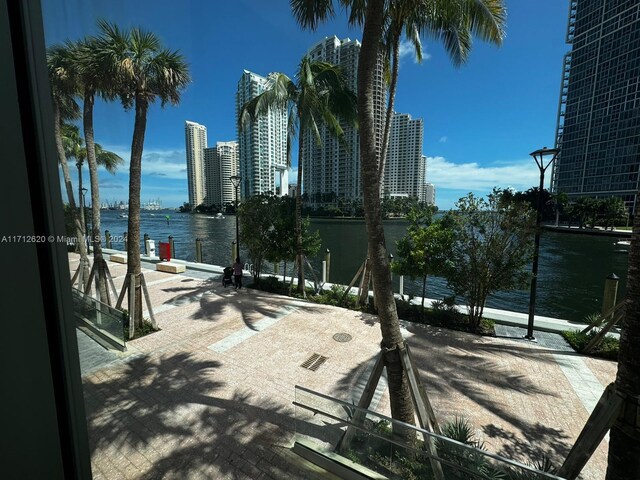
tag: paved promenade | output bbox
[69,253,617,480]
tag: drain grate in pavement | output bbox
[301,353,328,371]
[333,332,352,343]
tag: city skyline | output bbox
[44,0,569,209]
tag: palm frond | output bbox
[290,0,335,30]
[148,49,191,107]
[463,0,506,44]
[94,143,125,174]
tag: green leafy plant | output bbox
[562,329,619,360]
[444,190,536,331]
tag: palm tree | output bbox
[97,21,190,330]
[605,206,640,479]
[69,32,122,301]
[290,0,506,427]
[377,0,505,183]
[239,57,357,295]
[47,44,92,283]
[61,123,123,240]
[62,123,124,177]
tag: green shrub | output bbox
[256,275,286,293]
[562,329,619,360]
[311,284,358,309]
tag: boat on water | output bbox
[119,213,128,219]
[613,239,630,253]
[143,199,163,211]
[215,213,224,219]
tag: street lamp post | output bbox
[525,147,560,340]
[81,187,89,253]
[77,160,86,239]
[230,175,242,259]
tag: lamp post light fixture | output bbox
[525,147,560,341]
[229,175,242,258]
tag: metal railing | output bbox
[71,288,126,350]
[293,385,565,480]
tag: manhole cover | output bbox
[333,333,352,343]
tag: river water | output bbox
[98,209,629,322]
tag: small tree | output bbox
[551,191,569,227]
[238,194,320,286]
[600,196,627,230]
[444,190,535,330]
[238,194,279,283]
[392,206,452,316]
[574,196,598,228]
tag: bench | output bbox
[109,254,127,264]
[156,262,186,274]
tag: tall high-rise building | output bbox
[383,112,425,199]
[236,70,289,199]
[185,120,207,208]
[204,141,240,207]
[303,36,386,205]
[552,0,640,211]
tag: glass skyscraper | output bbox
[552,0,640,211]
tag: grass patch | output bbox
[562,329,619,360]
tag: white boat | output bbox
[119,213,128,219]
[142,199,162,211]
[215,213,225,219]
[613,239,630,253]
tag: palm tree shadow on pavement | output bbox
[327,324,573,468]
[165,280,327,331]
[82,352,337,479]
[481,422,572,465]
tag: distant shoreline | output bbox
[543,224,631,238]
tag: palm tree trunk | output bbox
[83,91,108,302]
[54,105,90,281]
[359,0,415,427]
[606,206,640,479]
[377,28,401,184]
[296,135,306,295]
[126,98,148,328]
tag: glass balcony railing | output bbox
[293,385,565,480]
[71,288,127,350]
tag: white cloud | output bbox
[426,156,542,191]
[106,146,187,180]
[426,155,552,210]
[438,136,448,143]
[398,40,431,64]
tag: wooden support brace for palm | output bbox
[71,257,90,290]
[115,272,157,337]
[558,383,625,479]
[582,307,624,353]
[338,341,443,480]
[340,259,366,306]
[581,301,624,335]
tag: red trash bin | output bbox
[158,241,171,261]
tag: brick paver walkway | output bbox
[70,254,617,479]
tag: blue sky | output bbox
[43,0,570,209]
